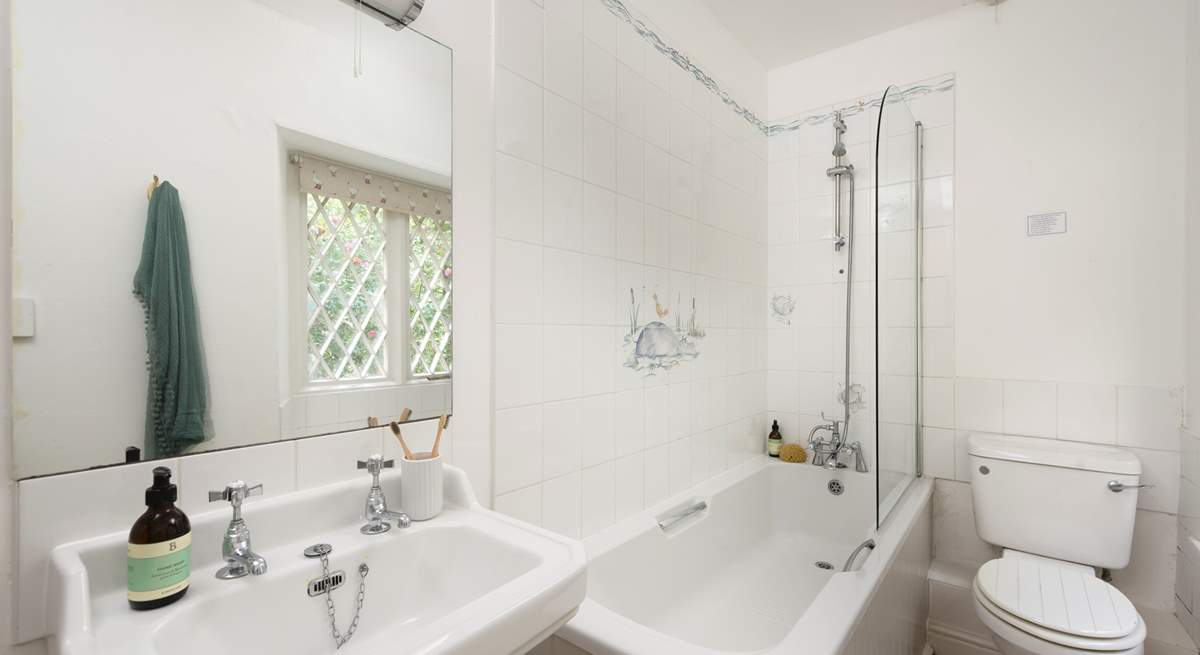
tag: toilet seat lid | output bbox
[976,555,1139,639]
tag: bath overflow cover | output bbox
[827,480,844,495]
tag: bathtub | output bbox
[557,456,933,655]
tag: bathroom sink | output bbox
[46,467,586,655]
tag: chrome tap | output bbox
[845,441,870,473]
[357,454,412,535]
[808,413,847,469]
[208,481,268,579]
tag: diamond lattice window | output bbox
[306,194,389,382]
[408,215,452,377]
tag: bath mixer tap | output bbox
[808,414,846,469]
[357,454,412,535]
[208,481,268,579]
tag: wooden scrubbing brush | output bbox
[779,443,807,463]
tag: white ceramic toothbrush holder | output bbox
[400,454,444,521]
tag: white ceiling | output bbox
[698,0,964,68]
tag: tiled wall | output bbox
[491,0,768,539]
[766,78,1186,613]
[765,83,952,497]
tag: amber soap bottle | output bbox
[128,466,192,610]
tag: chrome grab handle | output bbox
[842,538,876,572]
[1107,480,1153,493]
[656,500,708,531]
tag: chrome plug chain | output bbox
[306,544,369,650]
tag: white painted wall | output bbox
[768,0,1188,614]
[11,0,451,477]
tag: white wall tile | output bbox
[956,378,1002,433]
[643,143,670,209]
[582,40,616,122]
[922,327,954,378]
[495,405,543,494]
[922,227,953,278]
[1125,447,1180,514]
[544,92,582,177]
[177,441,296,512]
[1057,382,1117,443]
[615,129,644,200]
[615,195,644,262]
[494,484,542,526]
[581,393,616,467]
[1118,386,1181,451]
[496,239,543,324]
[542,326,583,401]
[613,389,646,457]
[922,377,955,429]
[542,399,583,479]
[496,153,544,243]
[495,325,543,408]
[542,247,583,324]
[496,67,543,163]
[922,427,956,479]
[644,443,669,505]
[613,452,645,520]
[643,384,669,447]
[1002,380,1056,438]
[296,429,384,490]
[544,0,581,32]
[544,25,582,104]
[668,437,692,494]
[542,471,582,538]
[582,112,617,189]
[497,0,543,83]
[1111,509,1177,610]
[580,255,616,327]
[543,169,583,250]
[581,0,615,53]
[581,462,615,536]
[581,183,616,257]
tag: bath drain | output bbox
[815,561,834,570]
[827,480,844,495]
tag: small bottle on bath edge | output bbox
[767,420,783,458]
[128,466,191,610]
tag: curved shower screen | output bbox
[874,85,920,527]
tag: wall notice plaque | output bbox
[1027,211,1067,237]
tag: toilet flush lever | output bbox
[1107,480,1153,493]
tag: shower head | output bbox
[832,141,847,157]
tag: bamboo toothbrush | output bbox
[431,414,449,458]
[389,421,415,460]
[399,407,412,422]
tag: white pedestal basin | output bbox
[47,467,586,655]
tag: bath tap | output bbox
[357,454,412,535]
[807,414,846,469]
[208,481,269,579]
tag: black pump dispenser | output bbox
[128,466,191,610]
[145,466,178,505]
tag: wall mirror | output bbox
[11,0,453,478]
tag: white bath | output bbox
[557,456,933,655]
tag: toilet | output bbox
[967,434,1148,655]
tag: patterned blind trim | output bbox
[294,152,451,219]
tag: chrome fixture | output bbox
[809,112,859,470]
[304,543,372,649]
[1107,480,1154,493]
[842,539,876,572]
[338,0,423,30]
[357,454,412,535]
[845,441,869,474]
[656,499,707,531]
[808,414,844,469]
[208,481,268,579]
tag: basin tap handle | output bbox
[357,454,395,482]
[208,480,263,521]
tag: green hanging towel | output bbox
[133,181,210,457]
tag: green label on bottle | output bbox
[128,532,191,602]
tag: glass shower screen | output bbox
[874,86,919,526]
